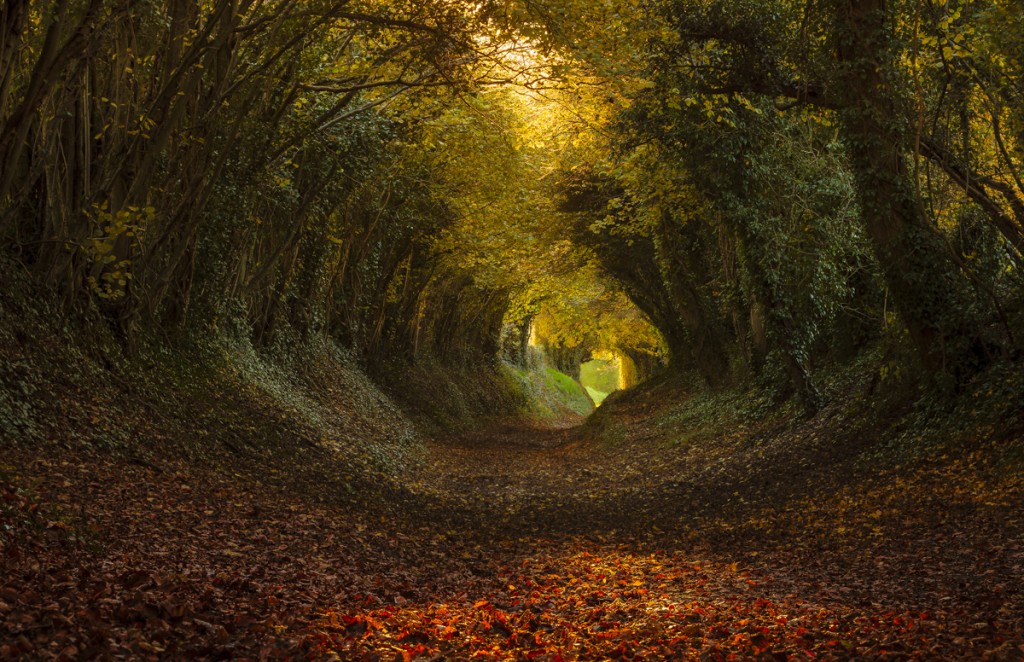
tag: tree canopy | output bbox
[2,0,1023,401]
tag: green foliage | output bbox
[2,0,1023,417]
[580,359,620,401]
[503,363,595,421]
[543,368,595,417]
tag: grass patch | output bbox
[580,359,619,399]
[543,368,594,417]
[502,364,594,423]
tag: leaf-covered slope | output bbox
[4,323,1024,659]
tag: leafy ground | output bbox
[4,360,1024,660]
[2,281,1024,660]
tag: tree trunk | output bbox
[654,211,731,388]
[831,0,985,376]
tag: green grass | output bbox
[580,359,619,399]
[502,364,594,421]
[543,368,593,416]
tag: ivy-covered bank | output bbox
[0,262,594,493]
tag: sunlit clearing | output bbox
[580,355,621,405]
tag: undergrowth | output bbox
[0,264,425,508]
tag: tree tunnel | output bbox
[0,0,1017,424]
[3,3,1022,659]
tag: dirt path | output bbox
[3,418,1024,660]
[390,422,1024,660]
